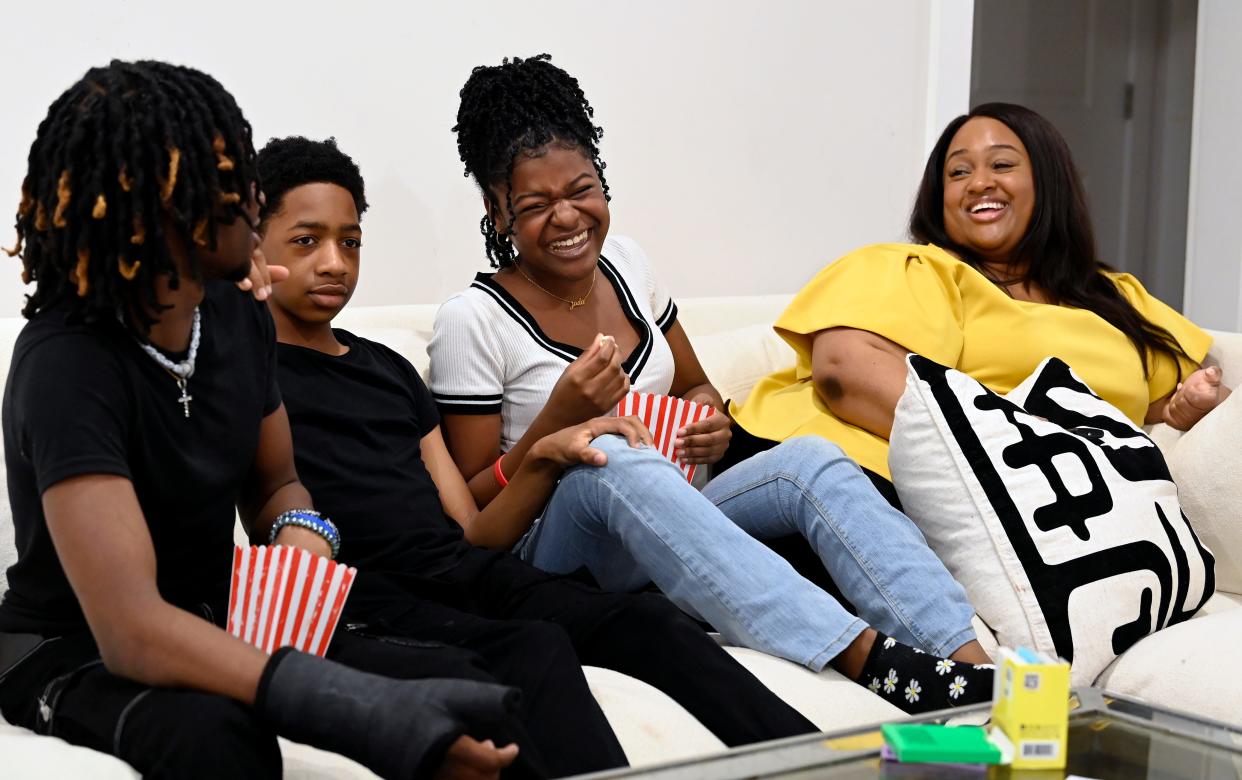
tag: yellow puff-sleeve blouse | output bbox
[730,243,1212,479]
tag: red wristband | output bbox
[493,454,509,488]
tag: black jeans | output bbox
[0,624,545,779]
[349,549,819,763]
[0,632,282,779]
[0,550,818,779]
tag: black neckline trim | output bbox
[470,254,654,381]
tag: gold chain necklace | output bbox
[515,263,596,310]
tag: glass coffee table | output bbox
[577,689,1242,779]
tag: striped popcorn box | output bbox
[615,392,716,482]
[227,545,356,657]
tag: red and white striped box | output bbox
[227,545,356,657]
[615,392,716,483]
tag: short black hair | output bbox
[255,136,368,228]
[6,60,259,331]
[453,54,609,268]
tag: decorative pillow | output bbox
[889,355,1215,686]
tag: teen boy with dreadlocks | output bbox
[0,61,523,779]
[258,134,820,776]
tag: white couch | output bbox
[2,294,1240,778]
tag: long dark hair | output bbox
[909,102,1187,378]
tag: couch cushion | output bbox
[584,665,725,766]
[0,715,369,780]
[671,295,791,339]
[1095,594,1242,728]
[692,323,795,407]
[890,356,1214,687]
[723,647,906,731]
[278,738,375,779]
[0,722,138,779]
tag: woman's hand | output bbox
[236,243,288,301]
[674,394,732,465]
[527,415,653,468]
[1163,366,1227,430]
[546,334,630,426]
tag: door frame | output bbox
[938,0,1205,316]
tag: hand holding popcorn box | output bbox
[227,545,356,657]
[615,391,717,482]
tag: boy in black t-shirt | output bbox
[260,136,819,771]
[0,62,523,779]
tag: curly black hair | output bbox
[453,54,610,268]
[255,136,368,228]
[5,60,259,332]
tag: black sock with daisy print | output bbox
[853,631,994,714]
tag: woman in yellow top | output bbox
[732,103,1229,486]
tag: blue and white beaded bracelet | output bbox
[269,509,341,559]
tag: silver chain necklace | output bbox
[137,307,201,418]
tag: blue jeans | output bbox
[515,435,977,671]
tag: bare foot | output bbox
[832,627,877,679]
[948,639,991,666]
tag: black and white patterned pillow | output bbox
[890,355,1214,685]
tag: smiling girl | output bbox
[428,55,998,714]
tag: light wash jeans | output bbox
[515,435,977,671]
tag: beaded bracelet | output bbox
[269,509,341,559]
[493,455,510,488]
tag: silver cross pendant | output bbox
[176,377,193,418]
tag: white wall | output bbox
[0,1,953,312]
[923,0,975,156]
[1185,0,1242,331]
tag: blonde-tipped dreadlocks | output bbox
[9,60,259,331]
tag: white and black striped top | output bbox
[429,235,678,452]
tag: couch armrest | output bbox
[1204,329,1242,385]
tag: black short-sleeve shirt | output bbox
[0,282,281,635]
[276,330,468,573]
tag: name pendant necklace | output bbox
[516,262,597,310]
[137,307,202,418]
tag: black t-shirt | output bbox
[0,283,281,635]
[276,330,468,573]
